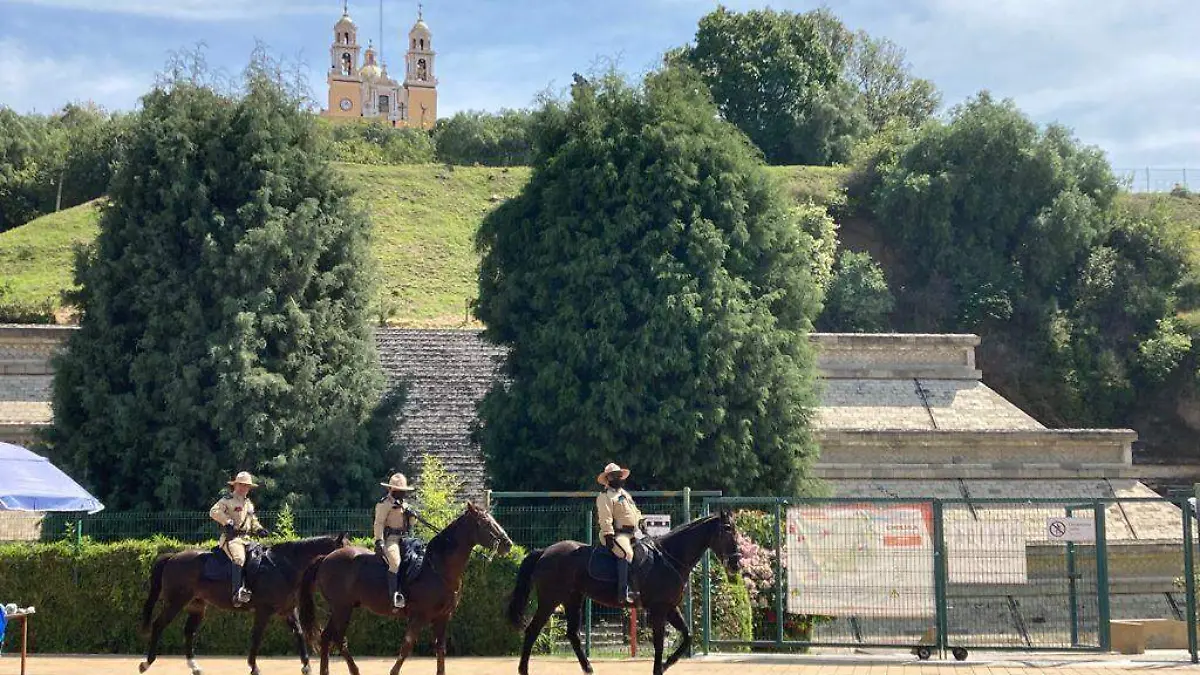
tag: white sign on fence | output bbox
[785,504,934,618]
[643,514,671,537]
[946,521,1028,584]
[1045,517,1095,543]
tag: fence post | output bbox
[1183,498,1197,663]
[683,487,693,657]
[1065,506,1079,647]
[1094,501,1110,652]
[702,499,712,655]
[932,500,948,659]
[585,506,593,657]
[773,499,785,649]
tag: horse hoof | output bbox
[301,666,312,675]
[139,662,151,673]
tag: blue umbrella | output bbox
[0,442,104,514]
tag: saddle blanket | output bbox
[368,537,426,588]
[586,541,658,584]
[201,542,266,582]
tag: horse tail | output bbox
[506,548,544,629]
[298,554,326,647]
[140,553,172,635]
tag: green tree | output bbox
[845,32,940,131]
[45,56,384,510]
[433,109,534,166]
[474,68,825,496]
[680,7,863,166]
[817,250,894,332]
[0,108,48,231]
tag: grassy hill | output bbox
[0,163,848,327]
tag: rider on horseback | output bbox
[596,462,643,606]
[209,471,271,607]
[374,472,418,610]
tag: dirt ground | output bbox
[2,654,1199,675]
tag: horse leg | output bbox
[388,617,426,675]
[564,594,592,674]
[285,608,312,675]
[518,605,555,675]
[432,618,449,675]
[140,594,189,673]
[339,638,361,675]
[183,608,206,675]
[247,607,271,675]
[318,606,351,675]
[661,606,691,672]
[650,609,667,675]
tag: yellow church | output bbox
[321,2,438,129]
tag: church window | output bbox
[398,103,407,121]
[341,52,352,76]
[419,39,425,50]
[417,59,428,81]
[378,95,390,114]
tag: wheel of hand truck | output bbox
[915,646,932,660]
[952,647,968,661]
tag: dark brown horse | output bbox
[507,510,741,675]
[139,533,350,675]
[299,502,514,675]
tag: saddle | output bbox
[586,539,659,584]
[201,541,266,582]
[371,537,426,589]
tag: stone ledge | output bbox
[814,463,1140,479]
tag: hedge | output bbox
[0,538,753,657]
[0,538,523,657]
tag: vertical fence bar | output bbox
[702,499,711,655]
[1094,501,1110,652]
[1065,506,1079,647]
[773,499,785,649]
[585,506,593,657]
[932,500,948,659]
[1183,499,1197,663]
[682,488,693,657]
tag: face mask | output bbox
[608,476,625,489]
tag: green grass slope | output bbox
[1,163,847,327]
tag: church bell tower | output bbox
[327,1,363,118]
[404,4,438,129]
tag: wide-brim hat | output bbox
[597,462,630,486]
[228,471,259,488]
[381,472,416,491]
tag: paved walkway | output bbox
[3,654,1199,675]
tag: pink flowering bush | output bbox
[736,531,775,609]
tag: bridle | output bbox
[472,508,511,561]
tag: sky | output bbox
[0,0,1198,172]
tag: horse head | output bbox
[464,500,514,559]
[711,509,742,577]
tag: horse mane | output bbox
[658,514,719,541]
[268,534,339,558]
[424,509,468,555]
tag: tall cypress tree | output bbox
[46,61,384,509]
[474,68,825,496]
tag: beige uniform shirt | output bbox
[596,488,643,538]
[374,498,414,541]
[209,493,263,541]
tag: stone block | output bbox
[1109,620,1146,654]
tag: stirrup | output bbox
[393,592,406,609]
[234,587,252,607]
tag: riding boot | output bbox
[231,564,251,607]
[389,571,406,609]
[616,558,634,606]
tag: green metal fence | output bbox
[700,496,1200,662]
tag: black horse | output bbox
[507,510,741,675]
[139,533,350,675]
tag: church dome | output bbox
[336,13,355,29]
[360,63,382,80]
[409,18,431,37]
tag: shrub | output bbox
[0,538,523,656]
[0,281,56,324]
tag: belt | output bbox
[384,527,408,538]
[616,526,636,535]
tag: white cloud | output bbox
[1,0,330,21]
[0,37,149,112]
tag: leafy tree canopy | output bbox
[474,67,825,496]
[46,53,384,510]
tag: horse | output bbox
[139,533,350,675]
[299,501,514,675]
[507,510,741,675]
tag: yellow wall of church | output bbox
[407,87,438,130]
[327,81,363,118]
